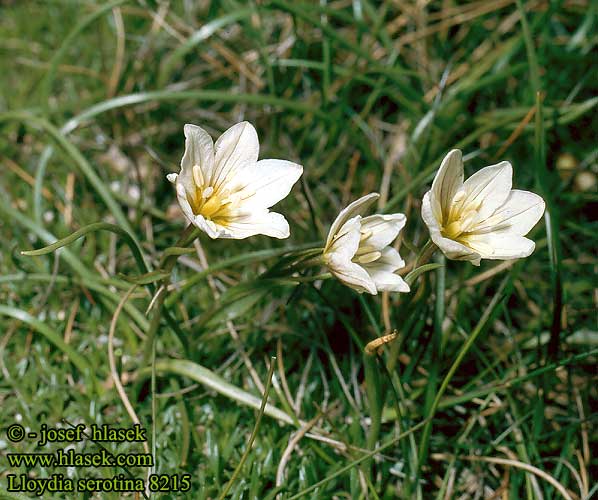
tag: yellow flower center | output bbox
[441,190,482,241]
[187,165,238,224]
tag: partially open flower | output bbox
[323,193,410,295]
[167,122,303,239]
[421,149,545,265]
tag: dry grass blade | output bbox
[432,453,576,500]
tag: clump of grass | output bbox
[1,1,596,499]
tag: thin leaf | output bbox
[0,305,91,378]
[150,359,295,426]
[404,263,443,286]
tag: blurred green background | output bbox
[0,1,596,498]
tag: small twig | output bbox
[431,453,575,500]
[277,338,296,417]
[275,414,321,494]
[107,286,151,485]
[108,6,126,97]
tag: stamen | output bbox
[360,229,373,241]
[452,190,466,203]
[193,165,204,187]
[356,244,377,255]
[354,251,381,264]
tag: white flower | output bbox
[167,122,303,239]
[323,193,410,295]
[421,149,545,266]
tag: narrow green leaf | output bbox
[158,9,253,86]
[404,263,443,286]
[60,91,326,136]
[217,358,276,500]
[285,419,429,500]
[165,244,319,307]
[39,0,130,108]
[161,247,197,259]
[0,305,91,378]
[149,359,295,426]
[417,275,511,469]
[119,271,171,285]
[21,221,150,276]
[0,112,139,246]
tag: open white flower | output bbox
[323,193,410,295]
[167,122,303,239]
[421,149,545,265]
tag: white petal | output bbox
[166,173,178,184]
[217,210,290,239]
[431,149,464,223]
[473,189,545,236]
[362,247,409,292]
[362,248,410,291]
[212,121,259,189]
[463,233,536,260]
[193,214,223,239]
[359,213,406,251]
[327,256,378,295]
[324,193,379,251]
[364,247,405,273]
[180,124,215,192]
[325,216,362,263]
[366,269,410,293]
[461,161,512,222]
[323,217,376,294]
[327,255,377,295]
[421,191,441,231]
[175,182,196,223]
[422,191,481,265]
[232,159,303,209]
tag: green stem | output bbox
[151,325,157,477]
[414,239,437,269]
[145,224,198,480]
[417,253,445,478]
[417,276,508,471]
[294,252,325,270]
[364,352,383,452]
[142,225,198,363]
[217,358,276,500]
[286,419,429,500]
[165,243,321,307]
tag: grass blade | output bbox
[217,357,276,500]
[148,358,296,426]
[0,305,91,378]
[0,112,138,244]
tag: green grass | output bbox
[1,1,596,498]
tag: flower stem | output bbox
[364,352,383,450]
[142,224,198,363]
[416,276,508,473]
[416,253,445,481]
[217,357,276,500]
[143,224,198,480]
[296,252,325,270]
[414,239,437,268]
